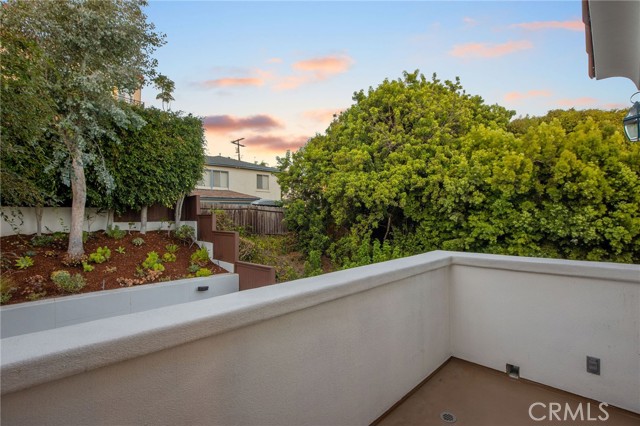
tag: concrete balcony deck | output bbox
[375,358,640,426]
[1,251,638,425]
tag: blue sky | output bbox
[141,1,636,165]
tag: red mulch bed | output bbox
[1,231,226,306]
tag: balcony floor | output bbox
[375,358,640,426]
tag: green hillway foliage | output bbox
[277,71,640,267]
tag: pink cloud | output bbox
[267,57,282,64]
[243,134,309,152]
[449,40,533,58]
[556,97,599,107]
[201,77,265,88]
[510,20,583,32]
[601,102,628,110]
[274,75,314,91]
[203,115,283,133]
[292,55,354,75]
[504,90,553,102]
[303,109,340,124]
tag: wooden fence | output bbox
[200,203,287,235]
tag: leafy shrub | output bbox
[88,246,111,264]
[22,275,47,301]
[105,266,117,273]
[44,250,57,258]
[31,235,54,247]
[190,247,209,266]
[50,270,85,293]
[105,225,126,240]
[52,272,86,293]
[0,276,16,304]
[142,252,165,272]
[132,237,145,246]
[82,231,92,243]
[165,244,179,253]
[175,225,195,244]
[15,256,34,269]
[24,250,37,257]
[187,264,200,273]
[82,262,95,272]
[115,246,126,254]
[162,252,176,263]
[195,268,211,277]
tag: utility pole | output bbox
[230,138,245,161]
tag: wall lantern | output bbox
[624,93,640,142]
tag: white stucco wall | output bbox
[1,252,638,425]
[197,165,282,201]
[0,206,197,237]
[450,256,640,413]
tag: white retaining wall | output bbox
[0,206,195,236]
[1,252,638,425]
[0,274,238,338]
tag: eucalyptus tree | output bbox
[2,0,165,259]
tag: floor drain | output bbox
[440,411,457,423]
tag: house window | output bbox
[213,171,229,188]
[200,170,228,188]
[257,174,269,190]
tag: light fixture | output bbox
[623,92,640,142]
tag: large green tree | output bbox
[2,0,164,259]
[102,107,205,232]
[278,71,640,266]
[0,16,59,233]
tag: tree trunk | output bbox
[140,205,148,235]
[35,205,44,236]
[67,150,86,259]
[175,194,185,228]
[106,209,113,229]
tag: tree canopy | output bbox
[1,0,165,258]
[278,71,640,266]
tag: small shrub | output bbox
[105,225,126,240]
[190,247,210,266]
[24,250,37,257]
[142,251,165,272]
[175,225,195,244]
[105,266,117,273]
[88,246,111,264]
[44,250,57,258]
[82,231,93,243]
[82,262,95,272]
[0,276,16,304]
[21,275,47,301]
[51,271,85,293]
[115,246,126,254]
[162,252,177,263]
[187,263,200,273]
[145,269,163,282]
[31,235,54,247]
[132,237,145,246]
[15,256,34,269]
[195,268,212,277]
[165,244,179,253]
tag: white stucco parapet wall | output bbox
[1,251,638,424]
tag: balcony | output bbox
[1,251,638,425]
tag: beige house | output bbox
[193,155,282,204]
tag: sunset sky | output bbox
[141,1,636,166]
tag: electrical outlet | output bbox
[587,356,600,375]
